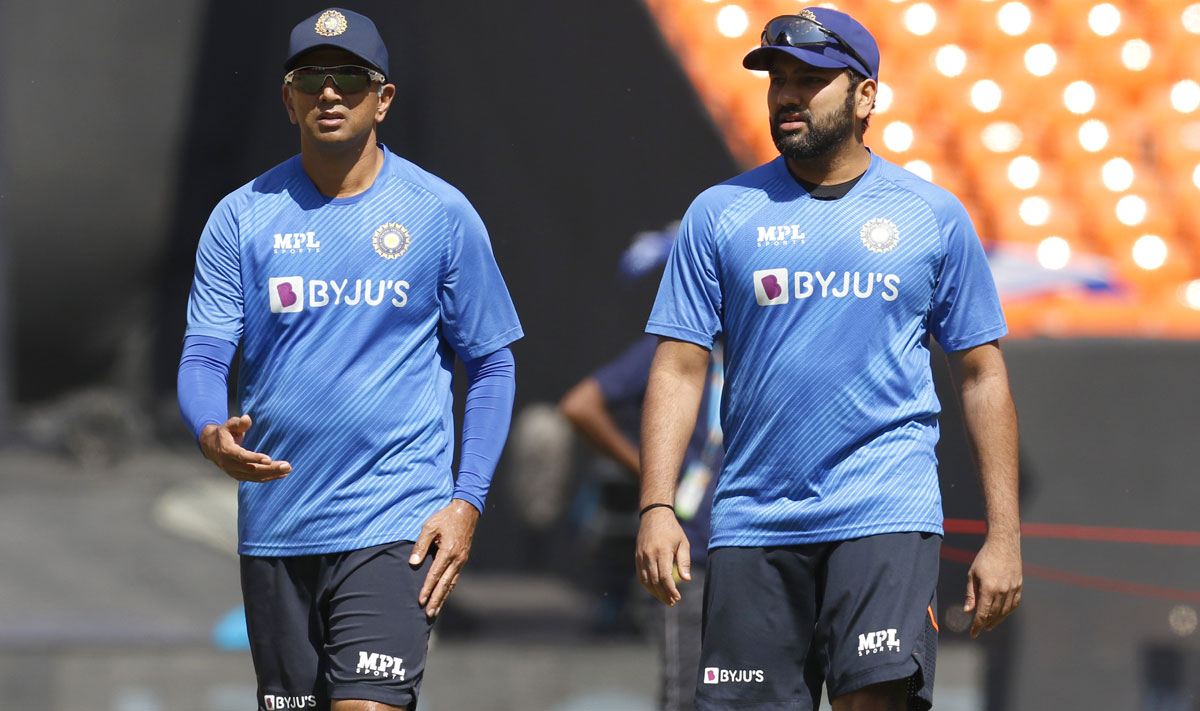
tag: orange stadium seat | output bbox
[641,0,1200,335]
[856,2,959,53]
[965,4,1055,59]
[1053,1,1148,56]
[1154,5,1200,63]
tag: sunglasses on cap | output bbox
[284,65,385,94]
[760,15,873,78]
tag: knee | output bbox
[830,678,907,711]
[330,700,408,711]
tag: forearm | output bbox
[453,347,517,514]
[559,379,640,477]
[955,349,1020,537]
[177,335,237,441]
[639,339,708,509]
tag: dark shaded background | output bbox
[4,0,737,407]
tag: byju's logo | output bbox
[267,277,411,313]
[753,268,789,306]
[703,667,765,684]
[269,277,304,313]
[857,628,901,656]
[357,651,406,679]
[263,694,316,709]
[753,269,901,305]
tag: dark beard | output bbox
[771,89,856,161]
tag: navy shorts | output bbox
[697,532,940,711]
[241,540,435,710]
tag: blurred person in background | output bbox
[635,8,1021,710]
[561,224,722,711]
[176,8,522,710]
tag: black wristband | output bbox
[639,502,675,518]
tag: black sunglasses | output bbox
[284,65,385,94]
[760,14,873,78]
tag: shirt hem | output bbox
[645,322,714,349]
[938,324,1008,353]
[458,326,524,362]
[238,532,420,557]
[707,520,944,549]
[183,326,240,343]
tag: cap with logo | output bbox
[285,8,389,79]
[742,7,878,80]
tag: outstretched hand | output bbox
[409,499,480,618]
[635,507,692,606]
[199,415,292,483]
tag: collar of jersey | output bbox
[298,143,393,206]
[774,149,878,201]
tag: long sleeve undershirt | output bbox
[176,335,516,512]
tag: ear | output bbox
[856,78,877,122]
[282,84,298,125]
[374,83,397,124]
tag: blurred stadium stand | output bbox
[644,0,1200,337]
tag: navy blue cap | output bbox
[743,7,879,80]
[285,8,389,78]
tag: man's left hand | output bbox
[410,498,480,618]
[964,532,1023,638]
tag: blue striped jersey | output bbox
[646,153,1006,548]
[186,145,523,556]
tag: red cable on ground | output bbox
[940,544,1200,605]
[943,518,1200,547]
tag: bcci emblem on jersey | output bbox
[314,9,348,36]
[373,222,411,259]
[860,218,899,254]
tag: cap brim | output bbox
[284,43,382,75]
[742,45,851,72]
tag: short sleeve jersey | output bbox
[186,145,523,556]
[646,153,1006,548]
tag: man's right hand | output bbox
[199,415,291,482]
[635,507,692,606]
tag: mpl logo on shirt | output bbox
[273,231,321,254]
[756,224,806,247]
[703,666,766,684]
[753,268,789,306]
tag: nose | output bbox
[319,76,343,101]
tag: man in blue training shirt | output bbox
[560,228,721,711]
[177,8,522,710]
[635,8,1021,711]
